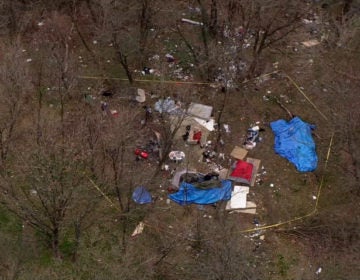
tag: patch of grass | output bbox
[39,250,54,266]
[0,206,22,233]
[276,254,291,277]
[60,238,76,258]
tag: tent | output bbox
[228,160,253,185]
[270,117,318,172]
[168,180,232,205]
[132,186,152,204]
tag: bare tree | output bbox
[0,148,97,259]
[0,42,31,170]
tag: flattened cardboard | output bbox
[246,157,261,187]
[230,146,248,160]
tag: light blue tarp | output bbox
[168,180,232,205]
[270,117,318,172]
[132,186,152,204]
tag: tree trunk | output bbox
[209,0,218,38]
[52,227,61,259]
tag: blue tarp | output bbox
[168,180,232,205]
[132,186,152,204]
[270,117,318,172]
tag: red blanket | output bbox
[229,160,253,184]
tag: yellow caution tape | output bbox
[285,74,329,121]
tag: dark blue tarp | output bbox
[168,180,232,205]
[270,117,318,172]
[132,186,152,204]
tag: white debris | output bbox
[37,21,44,26]
[302,19,313,24]
[270,183,274,188]
[193,117,215,131]
[152,54,160,60]
[30,189,37,195]
[181,18,203,26]
[92,40,98,44]
[26,58,32,62]
[131,222,145,237]
[302,39,320,47]
[223,124,231,133]
[312,195,317,200]
[315,267,322,275]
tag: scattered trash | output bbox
[26,58,32,62]
[135,88,146,103]
[131,221,145,237]
[165,53,175,62]
[244,125,262,150]
[181,18,203,26]
[37,21,44,26]
[30,189,37,195]
[312,195,317,200]
[141,66,155,75]
[302,19,313,24]
[101,89,113,97]
[230,146,248,160]
[259,235,265,240]
[301,39,320,47]
[154,97,183,114]
[93,40,98,44]
[169,151,185,163]
[135,148,149,159]
[110,110,119,117]
[270,183,274,188]
[223,124,231,133]
[100,101,109,112]
[150,54,160,61]
[191,129,202,144]
[315,267,322,275]
[132,186,152,204]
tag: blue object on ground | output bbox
[168,180,232,205]
[270,117,318,172]
[132,186,152,204]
